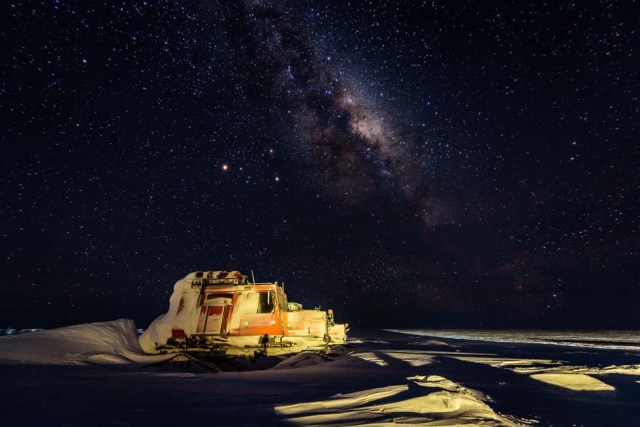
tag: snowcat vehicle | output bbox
[139,271,348,360]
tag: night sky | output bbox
[2,1,639,330]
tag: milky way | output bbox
[237,1,443,226]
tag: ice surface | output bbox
[388,329,640,351]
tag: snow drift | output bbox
[138,273,204,353]
[0,319,171,365]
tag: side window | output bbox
[278,294,287,312]
[257,291,275,313]
[243,291,275,314]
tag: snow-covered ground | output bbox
[1,320,639,426]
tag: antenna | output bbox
[251,269,256,285]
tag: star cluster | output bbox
[1,0,638,329]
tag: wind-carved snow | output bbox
[275,375,534,426]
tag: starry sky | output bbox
[2,1,639,330]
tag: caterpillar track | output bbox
[145,345,353,373]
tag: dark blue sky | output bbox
[2,1,638,329]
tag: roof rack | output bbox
[190,271,249,288]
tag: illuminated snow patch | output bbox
[272,351,332,370]
[353,352,388,366]
[382,351,436,367]
[530,373,615,391]
[514,364,640,376]
[347,338,389,344]
[276,385,407,414]
[448,355,640,386]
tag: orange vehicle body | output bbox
[149,271,348,357]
